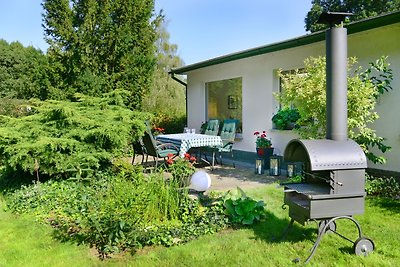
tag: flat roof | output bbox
[171,11,400,75]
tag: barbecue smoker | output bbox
[281,12,374,263]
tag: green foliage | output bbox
[281,174,304,185]
[276,56,393,164]
[0,39,58,100]
[42,0,159,109]
[254,130,272,148]
[166,153,196,187]
[0,92,148,179]
[142,19,187,133]
[5,170,228,256]
[272,108,300,130]
[142,19,185,117]
[223,187,267,225]
[305,0,400,32]
[150,113,187,134]
[366,174,400,198]
[0,97,32,118]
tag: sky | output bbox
[0,0,312,66]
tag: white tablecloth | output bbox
[156,133,223,157]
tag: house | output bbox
[170,11,400,174]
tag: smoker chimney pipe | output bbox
[326,26,348,141]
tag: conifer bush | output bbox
[0,91,148,179]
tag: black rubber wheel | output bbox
[353,237,375,256]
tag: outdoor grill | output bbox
[281,12,374,263]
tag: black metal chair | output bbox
[131,138,146,165]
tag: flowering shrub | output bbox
[167,153,196,186]
[153,126,165,136]
[254,131,272,148]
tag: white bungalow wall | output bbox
[185,22,400,172]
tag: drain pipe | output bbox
[169,72,188,122]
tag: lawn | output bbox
[1,184,399,266]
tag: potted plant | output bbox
[254,131,274,169]
[272,108,300,130]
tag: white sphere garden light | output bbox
[190,171,211,192]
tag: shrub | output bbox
[272,108,300,130]
[276,56,393,164]
[4,170,229,256]
[365,174,400,198]
[0,92,148,180]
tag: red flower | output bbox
[189,156,196,162]
[166,158,174,165]
[184,153,191,159]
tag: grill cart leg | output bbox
[318,219,337,234]
[304,216,374,264]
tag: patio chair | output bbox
[215,119,238,168]
[203,119,220,136]
[192,119,220,160]
[202,119,238,169]
[141,121,179,168]
[131,138,146,165]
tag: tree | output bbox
[0,39,57,100]
[142,18,187,132]
[276,56,393,164]
[142,19,185,116]
[305,0,400,32]
[42,0,159,109]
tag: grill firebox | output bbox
[280,12,375,263]
[283,139,366,225]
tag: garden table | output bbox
[156,133,223,158]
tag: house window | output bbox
[273,69,305,130]
[206,77,242,133]
[278,69,306,109]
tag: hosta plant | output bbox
[223,187,267,225]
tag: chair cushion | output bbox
[158,149,179,158]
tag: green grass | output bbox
[0,200,100,267]
[1,184,400,266]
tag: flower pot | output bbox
[256,147,274,169]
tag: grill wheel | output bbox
[353,237,375,256]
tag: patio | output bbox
[131,155,287,191]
